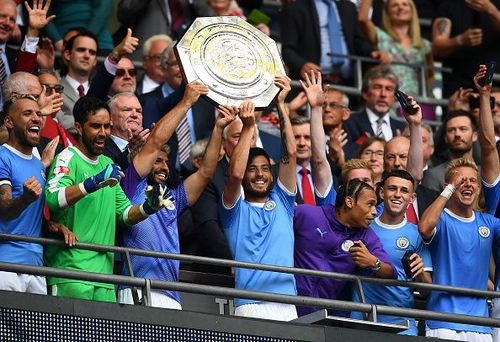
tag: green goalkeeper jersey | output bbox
[45,146,132,288]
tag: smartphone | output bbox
[469,95,495,110]
[479,61,496,86]
[395,90,418,115]
[401,250,414,279]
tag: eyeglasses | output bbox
[115,68,136,77]
[360,149,384,158]
[323,101,347,110]
[42,84,64,94]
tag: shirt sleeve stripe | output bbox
[57,189,68,209]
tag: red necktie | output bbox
[168,0,185,33]
[406,202,418,224]
[77,84,85,97]
[299,167,315,205]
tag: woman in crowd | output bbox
[358,0,433,97]
[358,137,386,186]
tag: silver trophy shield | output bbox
[175,16,286,110]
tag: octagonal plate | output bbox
[175,16,286,110]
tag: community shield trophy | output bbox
[175,16,286,110]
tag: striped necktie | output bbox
[376,117,385,140]
[0,48,7,86]
[177,116,192,165]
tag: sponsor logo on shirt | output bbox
[264,200,276,211]
[316,228,327,239]
[396,237,410,249]
[341,239,354,252]
[54,166,70,175]
[478,226,490,238]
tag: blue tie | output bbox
[323,0,345,66]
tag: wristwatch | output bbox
[371,258,381,272]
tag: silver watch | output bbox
[371,258,382,272]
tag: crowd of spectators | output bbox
[0,0,499,340]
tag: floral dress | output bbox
[376,28,431,96]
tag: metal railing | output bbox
[0,233,499,329]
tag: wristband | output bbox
[140,202,156,216]
[82,177,99,194]
[455,35,463,46]
[440,184,456,200]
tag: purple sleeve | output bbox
[364,227,397,278]
[120,163,145,200]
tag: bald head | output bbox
[384,136,410,172]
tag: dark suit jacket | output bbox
[280,0,373,80]
[103,138,130,171]
[343,109,407,144]
[139,84,216,174]
[190,157,233,274]
[415,185,439,218]
[259,130,282,164]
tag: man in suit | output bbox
[140,43,215,175]
[117,0,213,61]
[104,92,149,171]
[136,34,172,95]
[344,65,406,145]
[280,0,379,84]
[291,116,315,205]
[59,31,98,133]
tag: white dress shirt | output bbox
[366,108,393,141]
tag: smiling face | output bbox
[381,176,415,217]
[0,0,16,44]
[450,166,480,208]
[386,0,413,24]
[149,150,170,185]
[362,77,396,116]
[77,108,111,158]
[110,58,137,95]
[242,155,273,202]
[4,98,43,153]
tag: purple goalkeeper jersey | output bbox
[293,204,395,316]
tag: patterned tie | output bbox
[376,117,385,140]
[177,116,192,165]
[299,167,315,205]
[406,202,418,224]
[77,84,85,97]
[0,49,7,86]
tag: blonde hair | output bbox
[444,157,478,183]
[382,0,423,50]
[341,159,375,182]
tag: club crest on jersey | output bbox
[396,237,410,249]
[54,166,70,175]
[341,240,354,252]
[478,226,490,238]
[264,200,276,211]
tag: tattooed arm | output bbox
[432,17,484,58]
[275,75,297,193]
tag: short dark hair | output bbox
[381,169,415,189]
[443,110,477,131]
[73,96,110,125]
[247,147,271,167]
[64,30,99,53]
[335,179,374,209]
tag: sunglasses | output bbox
[42,84,64,94]
[116,68,137,77]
